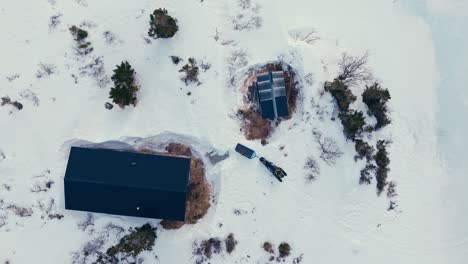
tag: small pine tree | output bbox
[69,25,88,41]
[148,9,179,39]
[374,140,390,195]
[339,110,366,140]
[362,82,391,129]
[354,139,374,161]
[109,61,138,108]
[324,79,357,112]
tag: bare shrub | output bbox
[225,233,238,254]
[49,14,62,31]
[304,156,320,182]
[71,235,106,264]
[337,51,372,86]
[77,213,95,232]
[35,63,57,79]
[288,28,320,44]
[19,90,40,106]
[103,31,117,44]
[200,61,211,72]
[232,14,262,31]
[79,56,110,88]
[36,198,62,220]
[6,74,20,82]
[293,254,304,264]
[313,130,343,165]
[227,49,248,86]
[238,0,253,9]
[31,180,54,193]
[6,205,33,217]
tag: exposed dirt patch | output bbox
[238,62,299,141]
[140,143,211,230]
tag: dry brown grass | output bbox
[238,63,299,142]
[237,109,272,140]
[158,143,212,230]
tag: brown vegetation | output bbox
[238,63,299,141]
[157,143,212,229]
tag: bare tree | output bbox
[313,130,343,165]
[337,51,372,86]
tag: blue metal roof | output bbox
[254,71,289,119]
[64,147,191,221]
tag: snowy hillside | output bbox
[1,0,467,263]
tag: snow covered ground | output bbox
[0,0,467,263]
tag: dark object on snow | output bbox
[105,102,113,110]
[259,157,287,182]
[64,147,191,221]
[235,143,256,159]
[250,71,289,120]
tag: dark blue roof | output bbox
[254,71,289,120]
[64,147,191,221]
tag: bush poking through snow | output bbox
[70,25,88,41]
[193,237,223,263]
[338,110,366,141]
[374,140,390,195]
[1,96,23,111]
[225,233,238,254]
[337,51,372,87]
[362,82,391,129]
[278,242,292,259]
[170,55,182,65]
[313,130,343,165]
[109,61,138,108]
[324,79,356,113]
[179,58,201,86]
[387,181,397,198]
[304,156,320,182]
[359,163,376,185]
[148,8,179,39]
[354,139,374,162]
[69,25,93,55]
[263,242,274,254]
[105,223,157,259]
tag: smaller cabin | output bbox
[250,71,289,120]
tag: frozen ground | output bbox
[0,0,467,263]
